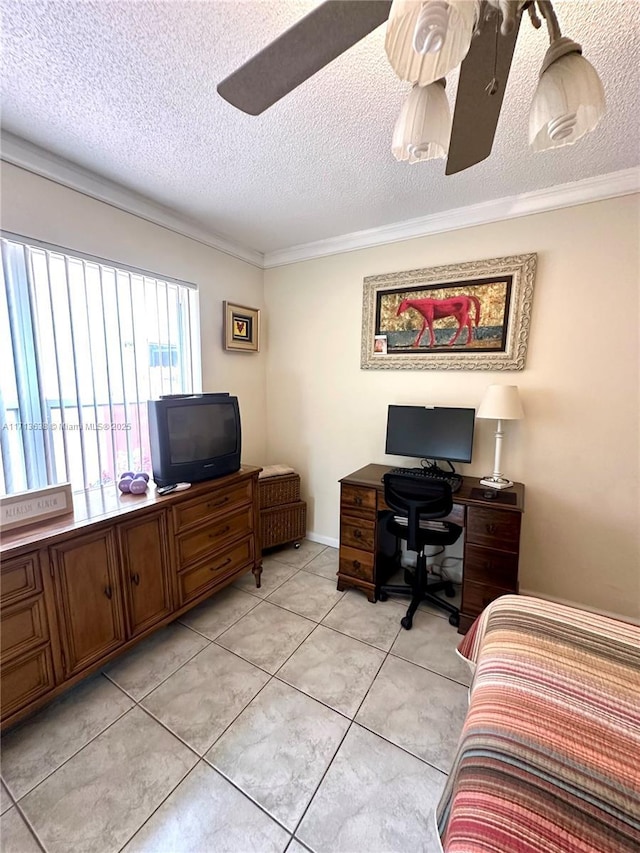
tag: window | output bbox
[0,234,200,494]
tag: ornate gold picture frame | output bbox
[361,254,537,371]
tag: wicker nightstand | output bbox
[258,466,307,551]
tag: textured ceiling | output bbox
[2,1,639,255]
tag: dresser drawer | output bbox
[340,516,376,551]
[176,506,253,568]
[464,544,519,588]
[340,485,377,518]
[1,596,49,662]
[178,537,253,606]
[1,553,42,607]
[462,580,512,618]
[466,507,521,551]
[172,480,253,533]
[339,546,374,582]
[1,646,55,718]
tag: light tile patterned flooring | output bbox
[0,541,469,853]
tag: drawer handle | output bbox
[208,496,229,509]
[353,560,361,569]
[210,557,232,572]
[104,585,113,599]
[354,496,363,506]
[131,573,140,585]
[353,529,362,539]
[210,526,231,539]
[485,523,497,534]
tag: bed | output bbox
[436,595,640,853]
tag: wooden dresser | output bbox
[338,464,524,633]
[0,466,262,730]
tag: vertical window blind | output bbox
[0,233,200,495]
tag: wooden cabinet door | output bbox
[50,529,125,677]
[118,511,173,638]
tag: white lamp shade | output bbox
[385,0,478,86]
[529,50,605,152]
[477,385,524,420]
[392,81,451,162]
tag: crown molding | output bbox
[263,167,640,268]
[3,132,637,272]
[0,132,264,268]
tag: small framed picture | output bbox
[223,302,260,352]
[373,334,388,355]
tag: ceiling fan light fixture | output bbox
[385,0,479,86]
[413,0,449,54]
[529,37,605,152]
[392,80,451,163]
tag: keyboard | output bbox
[388,467,463,494]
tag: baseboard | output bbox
[519,588,639,626]
[306,531,339,549]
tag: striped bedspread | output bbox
[436,595,640,853]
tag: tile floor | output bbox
[0,541,469,853]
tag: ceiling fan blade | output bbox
[446,11,522,175]
[217,0,392,116]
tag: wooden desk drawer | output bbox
[340,516,376,551]
[178,537,253,606]
[172,480,252,533]
[377,496,464,528]
[177,506,253,568]
[466,507,521,551]
[1,645,55,718]
[444,504,465,527]
[1,554,42,607]
[339,546,374,582]
[341,485,377,518]
[462,580,512,618]
[464,544,519,588]
[1,596,49,662]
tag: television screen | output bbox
[168,403,237,464]
[385,405,475,463]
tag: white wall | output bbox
[264,196,640,620]
[0,162,267,466]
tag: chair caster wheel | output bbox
[294,542,301,549]
[401,616,413,630]
[445,583,456,598]
[378,592,388,602]
[449,613,460,627]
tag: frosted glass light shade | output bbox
[385,0,478,86]
[392,81,451,162]
[477,385,524,420]
[530,47,605,152]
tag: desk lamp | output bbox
[477,385,524,490]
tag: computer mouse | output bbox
[483,489,499,500]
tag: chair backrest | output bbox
[383,473,454,553]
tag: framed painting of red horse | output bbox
[361,254,537,371]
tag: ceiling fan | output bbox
[217,1,605,175]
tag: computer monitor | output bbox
[385,405,475,464]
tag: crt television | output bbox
[148,393,241,487]
[385,405,475,464]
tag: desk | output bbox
[338,464,525,633]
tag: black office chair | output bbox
[378,473,462,629]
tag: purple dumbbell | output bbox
[130,477,148,495]
[118,476,133,493]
